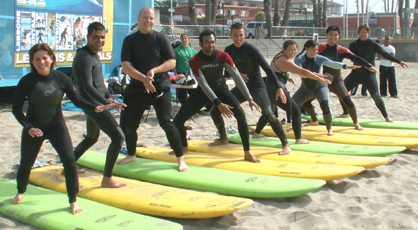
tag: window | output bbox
[247,23,255,28]
[233,1,238,5]
[219,9,224,14]
[230,10,236,15]
[196,8,203,14]
[241,10,246,16]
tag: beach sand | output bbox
[1,59,418,229]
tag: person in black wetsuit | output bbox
[116,7,188,172]
[253,40,328,142]
[302,25,379,130]
[173,29,262,163]
[339,24,409,122]
[209,23,294,155]
[12,43,116,214]
[72,22,127,188]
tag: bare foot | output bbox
[252,133,265,138]
[335,113,349,118]
[177,156,189,172]
[385,117,394,122]
[70,202,83,214]
[303,121,319,126]
[101,176,127,188]
[327,130,335,136]
[279,144,291,155]
[354,123,364,130]
[11,193,24,204]
[244,151,260,163]
[169,146,188,156]
[61,169,85,175]
[295,139,310,144]
[209,138,228,146]
[116,155,136,165]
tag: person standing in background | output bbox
[173,34,197,104]
[378,36,398,98]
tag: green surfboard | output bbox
[301,114,418,130]
[228,134,405,156]
[0,178,182,230]
[77,151,326,198]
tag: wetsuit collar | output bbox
[198,49,217,62]
[304,54,314,61]
[233,41,247,52]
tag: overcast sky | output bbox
[332,0,416,14]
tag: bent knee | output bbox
[342,96,354,108]
[320,100,331,114]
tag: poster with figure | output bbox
[14,0,113,67]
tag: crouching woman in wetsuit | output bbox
[12,43,120,214]
[292,40,360,136]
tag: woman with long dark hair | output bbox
[12,43,119,214]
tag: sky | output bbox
[332,0,415,14]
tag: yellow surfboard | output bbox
[29,166,253,219]
[252,126,418,149]
[187,139,395,168]
[136,146,365,181]
[288,124,418,138]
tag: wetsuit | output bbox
[174,50,252,151]
[254,58,303,139]
[303,43,372,124]
[210,42,288,145]
[341,38,402,118]
[120,30,183,157]
[12,70,97,203]
[72,45,124,177]
[293,54,347,131]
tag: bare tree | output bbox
[322,0,328,27]
[204,0,211,26]
[399,0,411,37]
[188,0,201,35]
[210,0,218,25]
[264,0,272,38]
[412,0,418,38]
[311,0,318,27]
[273,0,280,26]
[279,0,291,36]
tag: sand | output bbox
[1,59,418,229]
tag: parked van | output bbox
[245,22,268,38]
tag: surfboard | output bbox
[301,114,418,130]
[288,123,418,138]
[136,146,365,181]
[234,132,405,156]
[76,151,326,199]
[253,126,418,149]
[28,166,253,219]
[187,139,395,168]
[0,178,182,230]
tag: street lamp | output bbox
[218,1,225,35]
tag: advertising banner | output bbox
[14,0,113,67]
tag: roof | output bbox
[155,1,169,8]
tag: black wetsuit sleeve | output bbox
[74,54,111,105]
[61,75,97,111]
[223,46,232,78]
[250,48,285,89]
[341,52,372,68]
[159,34,176,61]
[375,43,402,64]
[12,78,33,130]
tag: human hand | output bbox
[249,100,262,113]
[400,61,409,68]
[276,88,287,104]
[28,128,43,138]
[217,103,234,118]
[365,65,380,74]
[288,77,296,86]
[240,73,249,83]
